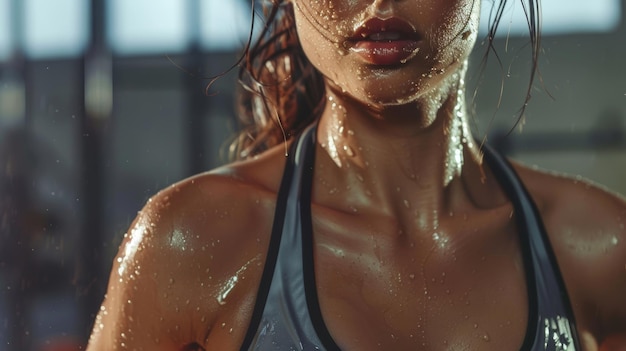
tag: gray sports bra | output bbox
[240,124,581,350]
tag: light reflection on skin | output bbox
[217,255,262,306]
[117,219,149,278]
[563,227,622,257]
[169,229,187,251]
[431,232,446,250]
[325,127,342,168]
[416,209,440,235]
[319,243,346,258]
[444,69,472,187]
[444,109,464,186]
[324,95,344,168]
[611,236,619,246]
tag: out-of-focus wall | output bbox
[469,23,626,195]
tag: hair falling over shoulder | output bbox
[230,0,325,161]
[229,0,542,160]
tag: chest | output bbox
[310,215,531,350]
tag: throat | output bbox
[315,118,477,212]
[314,77,482,215]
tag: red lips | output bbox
[348,17,421,66]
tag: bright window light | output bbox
[480,0,622,36]
[108,0,190,55]
[199,0,252,51]
[22,0,90,59]
[0,0,11,61]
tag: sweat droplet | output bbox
[343,145,355,157]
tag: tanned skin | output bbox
[87,0,626,349]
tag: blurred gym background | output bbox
[0,0,624,349]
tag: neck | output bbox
[314,68,489,225]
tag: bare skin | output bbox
[87,0,626,349]
[86,116,626,350]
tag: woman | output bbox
[87,0,626,349]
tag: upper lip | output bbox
[350,17,420,41]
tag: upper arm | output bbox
[578,193,626,342]
[87,203,209,350]
[536,176,626,345]
[84,179,262,351]
[87,173,275,350]
[87,213,173,350]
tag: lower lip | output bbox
[350,40,420,66]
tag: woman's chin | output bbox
[356,88,430,109]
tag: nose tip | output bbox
[371,0,406,16]
[371,3,394,18]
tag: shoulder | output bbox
[130,146,286,260]
[125,142,292,298]
[143,142,290,249]
[511,162,625,238]
[511,161,626,339]
[511,162,625,247]
[88,146,289,350]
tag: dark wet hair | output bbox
[229,0,542,160]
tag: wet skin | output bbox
[87,0,626,349]
[87,139,626,351]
